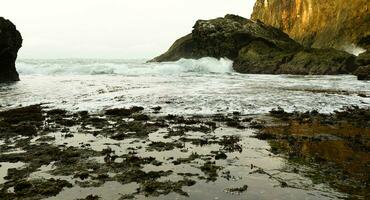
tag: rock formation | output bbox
[152,15,357,75]
[354,65,370,80]
[354,51,370,80]
[251,0,370,50]
[0,17,22,82]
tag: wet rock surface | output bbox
[354,65,370,80]
[0,105,368,199]
[0,17,22,82]
[152,15,358,75]
[256,106,370,198]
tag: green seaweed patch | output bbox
[77,195,101,200]
[225,184,248,194]
[199,161,223,182]
[172,152,201,165]
[138,179,196,197]
[0,178,72,200]
[147,141,184,151]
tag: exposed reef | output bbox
[152,15,358,75]
[251,0,370,50]
[0,17,22,82]
[256,106,370,197]
[0,105,368,199]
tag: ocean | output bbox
[1,57,369,114]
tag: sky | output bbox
[1,0,256,59]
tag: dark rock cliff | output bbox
[152,14,301,62]
[251,0,370,50]
[152,15,357,75]
[0,17,22,82]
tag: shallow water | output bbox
[0,58,369,114]
[0,58,369,200]
[29,127,345,200]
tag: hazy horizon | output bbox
[1,0,255,59]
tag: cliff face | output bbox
[252,0,370,50]
[0,17,22,82]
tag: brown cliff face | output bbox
[252,0,370,50]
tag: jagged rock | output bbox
[354,65,370,80]
[151,14,301,62]
[153,15,358,75]
[251,0,370,50]
[0,17,22,82]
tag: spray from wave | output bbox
[342,44,366,56]
[16,57,233,75]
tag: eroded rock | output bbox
[152,15,358,75]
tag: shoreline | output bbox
[0,105,368,199]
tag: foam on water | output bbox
[1,58,369,115]
[342,44,366,56]
[17,57,233,75]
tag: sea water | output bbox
[1,57,368,114]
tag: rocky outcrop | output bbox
[355,51,370,80]
[356,51,370,66]
[354,65,370,80]
[152,14,301,62]
[153,15,357,75]
[0,17,22,82]
[251,0,370,50]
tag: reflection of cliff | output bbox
[252,0,370,50]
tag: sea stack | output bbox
[0,17,22,82]
[152,14,356,75]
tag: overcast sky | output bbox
[1,0,256,59]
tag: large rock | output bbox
[234,45,356,75]
[251,0,370,50]
[354,65,370,80]
[152,14,301,62]
[356,51,370,66]
[277,48,357,75]
[0,17,22,82]
[153,15,357,75]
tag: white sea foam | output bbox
[2,58,369,115]
[342,44,366,56]
[16,57,233,76]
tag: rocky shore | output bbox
[0,105,368,199]
[152,15,369,77]
[0,17,22,82]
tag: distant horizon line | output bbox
[17,57,151,61]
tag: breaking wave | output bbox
[342,44,366,56]
[16,57,233,75]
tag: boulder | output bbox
[0,17,22,82]
[354,65,370,80]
